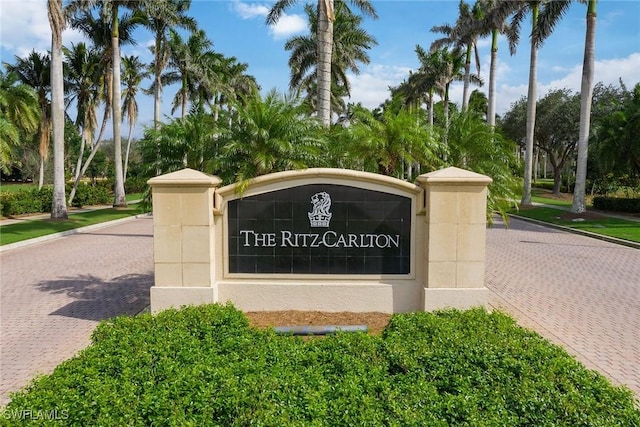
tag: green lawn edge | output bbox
[0,204,147,246]
[508,206,640,243]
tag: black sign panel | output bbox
[228,184,411,274]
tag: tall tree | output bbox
[48,0,68,219]
[430,46,471,146]
[68,0,141,207]
[267,0,377,127]
[476,0,517,128]
[138,0,196,128]
[431,0,483,111]
[498,0,571,206]
[64,42,101,205]
[570,0,597,213]
[284,2,377,117]
[164,28,217,118]
[68,9,139,196]
[121,55,147,181]
[5,51,51,188]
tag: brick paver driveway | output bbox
[1,214,638,406]
[486,217,640,397]
[0,216,153,406]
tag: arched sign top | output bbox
[216,168,423,200]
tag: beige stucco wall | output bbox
[148,167,491,314]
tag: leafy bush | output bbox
[0,187,53,216]
[593,197,640,213]
[0,182,113,216]
[68,182,111,208]
[2,305,638,425]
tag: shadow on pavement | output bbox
[35,273,153,321]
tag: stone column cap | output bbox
[417,167,492,186]
[148,168,222,187]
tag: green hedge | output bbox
[0,183,113,216]
[593,197,640,213]
[0,188,54,216]
[2,305,638,425]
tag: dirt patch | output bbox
[558,211,606,221]
[246,311,392,336]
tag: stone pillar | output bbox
[147,169,221,313]
[417,167,492,311]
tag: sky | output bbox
[1,0,639,138]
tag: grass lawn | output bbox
[0,183,36,193]
[0,204,147,246]
[509,206,640,243]
[2,305,638,425]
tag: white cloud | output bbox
[233,1,270,19]
[231,1,306,39]
[0,0,85,58]
[346,64,412,109]
[268,14,307,39]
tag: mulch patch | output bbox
[558,211,606,221]
[245,311,392,335]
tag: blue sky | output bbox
[1,0,639,137]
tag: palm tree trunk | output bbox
[462,43,472,112]
[48,0,67,219]
[317,0,334,127]
[571,0,597,214]
[124,120,134,183]
[111,13,126,207]
[154,37,162,128]
[487,29,498,128]
[154,73,162,128]
[428,90,434,127]
[69,105,107,205]
[521,5,539,206]
[38,157,44,189]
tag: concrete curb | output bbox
[0,213,152,253]
[507,213,640,250]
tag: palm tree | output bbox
[121,55,147,181]
[5,51,51,189]
[475,0,517,128]
[212,56,258,120]
[138,0,196,128]
[498,0,571,206]
[410,45,446,127]
[284,2,377,118]
[345,105,442,179]
[163,28,217,118]
[0,70,39,171]
[267,0,377,127]
[570,0,597,213]
[431,0,483,111]
[68,0,141,207]
[64,42,101,205]
[68,9,139,194]
[428,46,471,145]
[48,0,68,219]
[215,90,325,184]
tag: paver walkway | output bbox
[486,217,640,397]
[0,214,638,406]
[0,217,154,406]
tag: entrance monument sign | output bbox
[148,167,492,313]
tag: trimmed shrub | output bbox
[69,183,111,208]
[593,197,640,213]
[2,305,639,425]
[0,187,53,216]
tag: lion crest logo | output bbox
[308,192,332,227]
